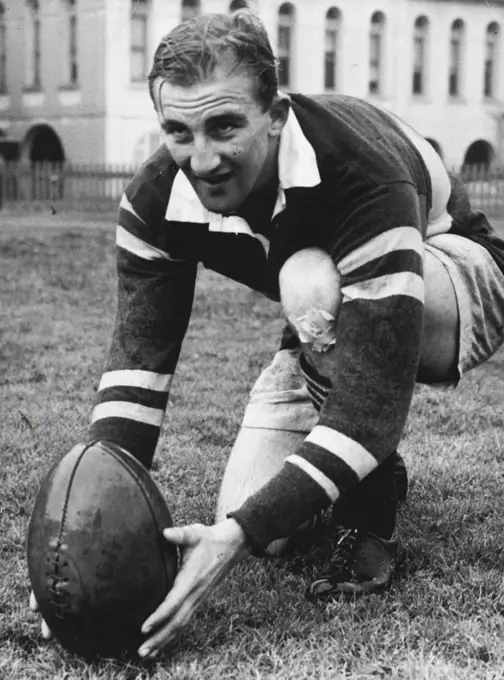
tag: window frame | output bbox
[412,16,429,96]
[278,2,295,90]
[449,19,465,99]
[0,3,6,95]
[130,0,149,83]
[484,22,500,99]
[181,0,200,22]
[369,11,386,96]
[324,8,341,92]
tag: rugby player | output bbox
[31,10,504,658]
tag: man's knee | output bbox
[279,248,342,351]
[418,250,459,383]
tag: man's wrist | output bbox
[220,518,254,560]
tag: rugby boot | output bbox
[306,452,407,597]
[306,526,401,598]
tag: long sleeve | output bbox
[89,190,198,468]
[230,181,425,550]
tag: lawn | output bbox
[1,211,504,680]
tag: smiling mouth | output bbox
[200,173,233,187]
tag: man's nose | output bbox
[190,138,221,177]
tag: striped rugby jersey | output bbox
[89,93,503,551]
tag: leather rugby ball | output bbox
[27,441,178,658]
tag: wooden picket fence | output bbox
[459,163,504,215]
[1,161,504,215]
[0,162,136,212]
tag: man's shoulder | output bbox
[125,145,178,226]
[290,92,397,135]
[289,93,422,187]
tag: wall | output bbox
[1,0,503,169]
[0,0,109,164]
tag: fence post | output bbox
[0,156,4,209]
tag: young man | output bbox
[31,10,504,658]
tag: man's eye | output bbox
[167,127,191,142]
[213,122,237,136]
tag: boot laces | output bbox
[321,527,360,579]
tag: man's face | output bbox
[154,59,283,214]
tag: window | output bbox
[181,0,200,22]
[324,8,341,91]
[449,19,465,97]
[0,4,6,94]
[278,3,295,89]
[63,0,78,87]
[484,22,499,98]
[369,11,385,95]
[130,0,149,83]
[25,0,41,90]
[229,0,249,10]
[412,16,429,95]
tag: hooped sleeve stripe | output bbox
[98,369,173,393]
[341,270,424,304]
[91,401,165,428]
[119,193,148,225]
[116,225,185,262]
[338,226,423,275]
[285,454,339,503]
[304,425,378,480]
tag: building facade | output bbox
[0,0,503,169]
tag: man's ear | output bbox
[268,93,291,138]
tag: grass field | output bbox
[2,211,504,680]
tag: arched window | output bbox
[484,22,500,98]
[0,4,6,94]
[369,11,385,95]
[229,0,249,11]
[324,8,341,91]
[130,0,149,83]
[463,139,493,169]
[449,19,465,97]
[181,0,200,22]
[278,3,295,89]
[25,0,41,90]
[412,16,429,95]
[63,0,78,87]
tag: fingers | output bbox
[29,591,39,612]
[139,521,249,659]
[139,600,191,657]
[141,564,198,635]
[29,591,53,640]
[41,619,53,640]
[163,524,205,546]
[139,586,206,658]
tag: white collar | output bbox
[165,106,321,232]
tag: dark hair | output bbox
[148,10,279,112]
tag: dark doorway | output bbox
[25,125,65,163]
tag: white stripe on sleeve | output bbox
[285,454,340,503]
[338,226,423,276]
[91,401,165,427]
[98,370,173,393]
[119,193,147,225]
[116,226,185,262]
[305,425,378,480]
[342,271,424,304]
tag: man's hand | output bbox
[138,518,252,659]
[29,591,52,640]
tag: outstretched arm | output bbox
[89,193,198,468]
[230,181,426,549]
[137,182,426,654]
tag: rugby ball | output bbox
[27,441,178,658]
